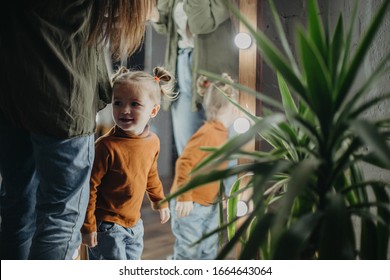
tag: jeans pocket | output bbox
[97,221,116,233]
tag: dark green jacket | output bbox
[153,0,238,111]
[0,1,111,138]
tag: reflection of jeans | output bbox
[88,219,144,260]
[0,118,93,259]
[170,199,218,260]
[171,48,205,155]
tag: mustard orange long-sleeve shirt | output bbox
[82,125,167,234]
[170,121,228,206]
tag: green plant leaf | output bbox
[273,212,321,259]
[271,158,320,249]
[217,206,271,260]
[269,0,300,75]
[307,0,326,59]
[239,213,275,260]
[361,152,390,170]
[329,14,344,85]
[348,91,390,121]
[218,181,225,248]
[372,184,390,259]
[337,61,390,123]
[297,27,332,127]
[227,179,242,240]
[360,216,378,259]
[351,119,390,168]
[165,160,291,203]
[277,72,298,115]
[318,193,355,259]
[338,0,358,84]
[210,0,390,260]
[336,0,390,109]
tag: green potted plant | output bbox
[166,0,390,259]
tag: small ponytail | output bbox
[111,66,129,85]
[196,75,212,96]
[153,66,178,100]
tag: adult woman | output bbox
[152,0,239,155]
[0,0,156,260]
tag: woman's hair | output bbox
[197,73,239,121]
[111,66,177,103]
[88,0,156,60]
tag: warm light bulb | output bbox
[234,32,252,49]
[233,117,250,134]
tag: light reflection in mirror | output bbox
[233,117,250,134]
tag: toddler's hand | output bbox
[82,231,97,248]
[175,201,193,218]
[159,207,170,224]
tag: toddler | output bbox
[170,73,239,259]
[81,66,176,260]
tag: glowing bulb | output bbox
[236,201,249,217]
[234,32,252,49]
[233,117,250,134]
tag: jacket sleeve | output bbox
[151,0,173,35]
[81,141,110,233]
[184,0,230,34]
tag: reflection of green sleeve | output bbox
[184,0,230,34]
[152,0,174,34]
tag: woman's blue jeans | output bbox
[0,118,93,259]
[171,48,205,156]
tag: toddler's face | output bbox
[112,81,160,135]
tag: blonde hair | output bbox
[197,74,239,121]
[88,0,156,60]
[111,66,177,103]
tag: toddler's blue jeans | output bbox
[170,199,218,260]
[87,219,144,260]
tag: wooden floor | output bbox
[141,196,175,260]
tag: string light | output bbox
[233,117,250,134]
[234,32,252,49]
[236,201,249,217]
